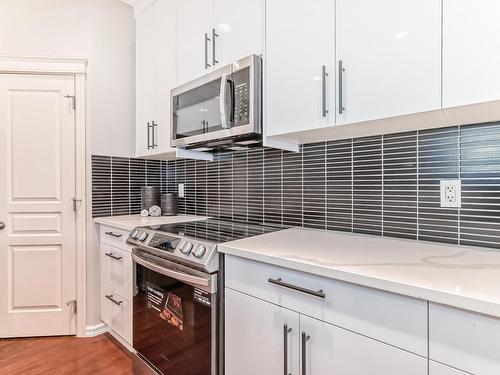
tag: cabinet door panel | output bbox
[300,315,428,375]
[265,0,335,137]
[136,5,156,156]
[177,0,214,85]
[154,0,177,154]
[443,0,500,108]
[213,0,263,67]
[429,361,469,375]
[336,0,441,125]
[225,288,299,375]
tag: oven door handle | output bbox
[132,251,211,288]
[219,73,234,129]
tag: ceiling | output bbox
[119,0,137,6]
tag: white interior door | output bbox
[0,74,77,338]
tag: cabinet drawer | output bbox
[101,284,132,345]
[101,243,133,299]
[430,302,500,375]
[225,255,428,356]
[100,225,129,250]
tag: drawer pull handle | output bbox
[268,278,326,299]
[105,231,122,238]
[105,294,123,306]
[105,252,122,261]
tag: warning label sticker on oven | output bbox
[147,284,184,331]
[194,288,211,307]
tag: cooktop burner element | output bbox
[127,219,284,273]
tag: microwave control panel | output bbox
[233,67,250,126]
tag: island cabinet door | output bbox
[299,314,428,375]
[224,288,299,375]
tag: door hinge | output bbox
[72,197,82,211]
[64,95,76,110]
[67,300,77,314]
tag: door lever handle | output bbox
[0,222,4,230]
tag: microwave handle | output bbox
[219,73,234,129]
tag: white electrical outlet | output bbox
[440,180,461,208]
[178,183,185,198]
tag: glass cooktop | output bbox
[141,219,284,244]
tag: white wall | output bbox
[0,0,136,157]
[0,0,136,329]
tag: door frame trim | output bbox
[0,56,88,337]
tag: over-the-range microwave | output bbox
[171,55,262,152]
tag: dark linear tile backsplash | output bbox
[92,122,500,250]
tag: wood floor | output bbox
[0,333,132,375]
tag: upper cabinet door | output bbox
[443,0,500,108]
[265,0,335,137]
[136,4,156,157]
[154,0,177,154]
[177,0,214,85]
[213,0,263,67]
[336,0,441,125]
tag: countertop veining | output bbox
[219,227,500,318]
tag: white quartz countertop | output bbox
[94,214,208,231]
[219,227,500,318]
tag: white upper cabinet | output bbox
[177,0,214,85]
[213,0,263,67]
[136,0,177,158]
[335,0,442,125]
[136,4,156,157]
[443,0,500,108]
[265,0,335,138]
[177,0,263,86]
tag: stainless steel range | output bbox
[127,219,283,375]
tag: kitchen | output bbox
[1,0,500,374]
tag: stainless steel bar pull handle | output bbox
[0,222,4,230]
[268,278,326,299]
[212,28,219,66]
[301,332,310,375]
[152,121,158,148]
[338,60,345,114]
[204,33,211,69]
[321,65,328,117]
[105,253,123,261]
[147,122,152,149]
[105,294,123,306]
[284,324,292,375]
[105,231,122,238]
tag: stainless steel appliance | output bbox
[171,55,262,152]
[127,219,283,375]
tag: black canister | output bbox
[141,186,160,211]
[161,193,178,216]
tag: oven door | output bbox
[171,55,262,148]
[132,249,218,375]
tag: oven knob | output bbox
[180,242,193,255]
[137,231,148,242]
[129,229,139,240]
[193,245,206,258]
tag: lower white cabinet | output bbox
[99,225,133,347]
[225,287,427,375]
[225,288,300,375]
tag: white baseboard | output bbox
[85,322,108,337]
